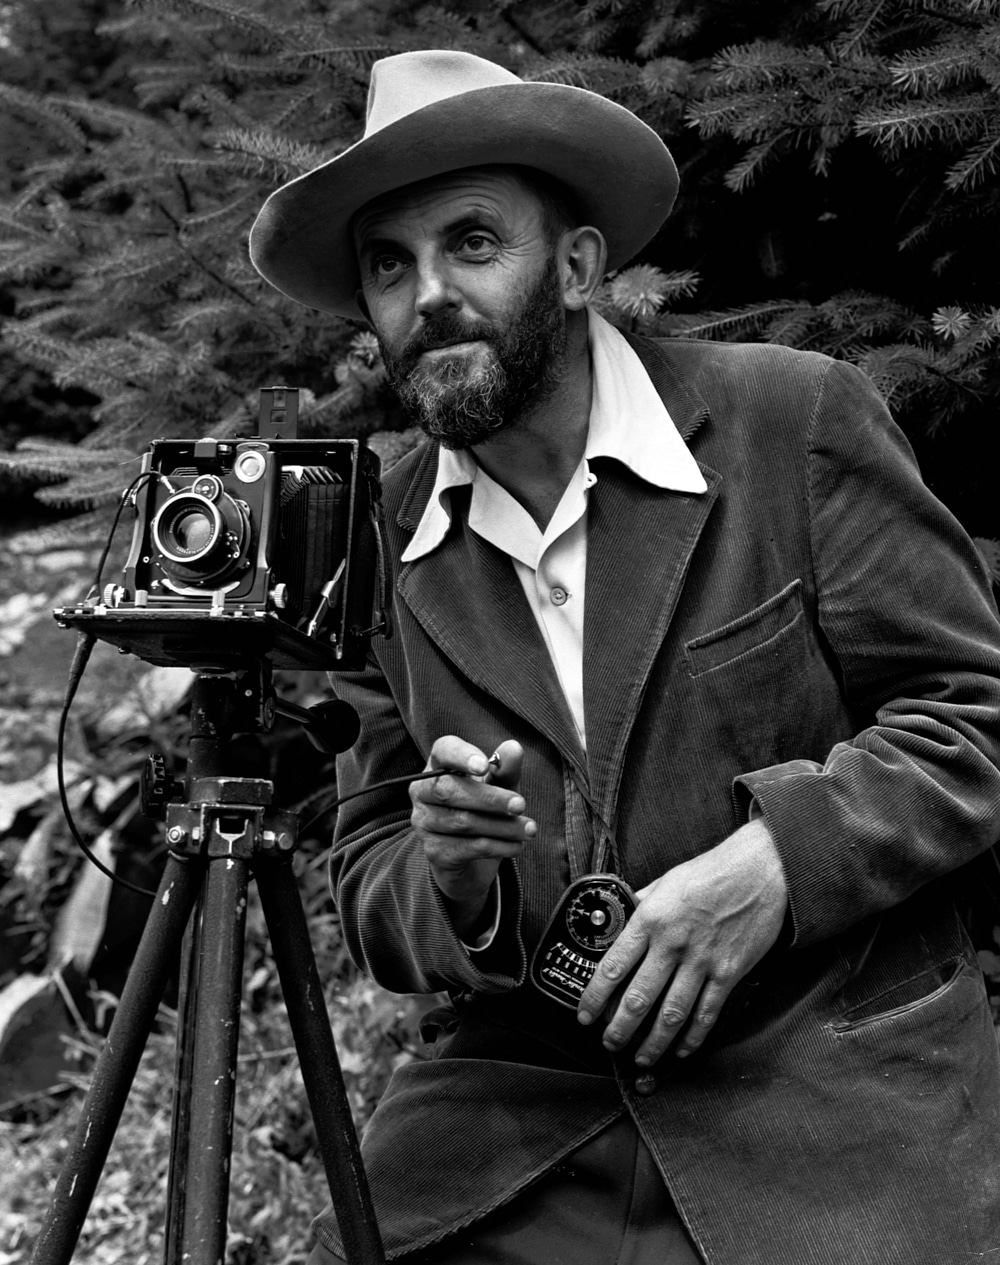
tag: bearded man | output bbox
[251,50,1000,1265]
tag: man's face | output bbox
[352,168,568,449]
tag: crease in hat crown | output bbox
[365,51,522,133]
[249,49,680,319]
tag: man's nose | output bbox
[413,260,460,318]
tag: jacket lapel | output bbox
[392,335,720,797]
[583,336,720,820]
[396,500,587,773]
[582,460,720,820]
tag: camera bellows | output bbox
[278,468,348,623]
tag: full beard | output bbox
[378,258,567,450]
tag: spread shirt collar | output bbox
[401,307,706,563]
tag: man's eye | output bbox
[459,234,494,255]
[372,255,405,278]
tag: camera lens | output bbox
[155,494,223,563]
[152,487,250,586]
[170,506,216,556]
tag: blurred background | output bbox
[1,1,998,1261]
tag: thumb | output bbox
[484,740,524,791]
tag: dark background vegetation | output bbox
[1,0,998,1260]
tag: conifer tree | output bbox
[0,0,996,549]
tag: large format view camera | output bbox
[55,387,389,672]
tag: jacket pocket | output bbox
[829,954,969,1033]
[685,578,803,678]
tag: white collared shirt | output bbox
[401,307,707,748]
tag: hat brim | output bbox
[249,82,678,319]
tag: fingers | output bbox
[485,740,525,790]
[577,920,648,1028]
[634,974,730,1066]
[582,946,734,1065]
[426,734,495,777]
[411,735,535,858]
[413,737,533,924]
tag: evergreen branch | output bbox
[181,83,257,130]
[148,0,289,44]
[637,10,679,60]
[854,94,993,145]
[277,45,394,72]
[725,139,784,191]
[180,193,256,233]
[640,57,692,97]
[663,302,805,339]
[498,7,548,56]
[0,83,88,153]
[944,127,1000,187]
[46,95,168,141]
[888,41,982,92]
[168,300,243,333]
[0,210,51,243]
[708,41,829,91]
[831,0,891,55]
[268,89,324,135]
[35,468,139,510]
[526,53,635,92]
[210,128,331,179]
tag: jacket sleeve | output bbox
[736,358,1000,947]
[326,654,526,996]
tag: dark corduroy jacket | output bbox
[315,336,1000,1264]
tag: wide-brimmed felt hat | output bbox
[249,50,679,319]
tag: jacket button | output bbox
[634,1072,658,1097]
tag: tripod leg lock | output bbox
[165,799,298,859]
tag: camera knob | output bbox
[103,583,129,607]
[140,754,176,819]
[271,583,289,609]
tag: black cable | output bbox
[63,477,444,881]
[88,470,159,601]
[299,768,449,837]
[57,631,159,899]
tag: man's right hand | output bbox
[410,736,535,939]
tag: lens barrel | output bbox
[152,480,250,585]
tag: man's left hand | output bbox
[577,820,788,1065]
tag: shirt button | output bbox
[550,587,568,606]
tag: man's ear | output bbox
[558,226,608,312]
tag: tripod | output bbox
[31,666,385,1265]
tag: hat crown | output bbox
[365,51,522,137]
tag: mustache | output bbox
[394,317,498,369]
